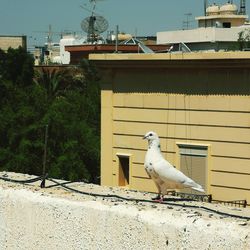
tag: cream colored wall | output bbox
[112,94,250,201]
[100,70,113,186]
[198,17,246,27]
[95,53,250,205]
[0,36,26,51]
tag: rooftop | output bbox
[89,51,250,61]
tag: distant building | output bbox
[0,35,27,51]
[157,2,250,51]
[65,37,170,64]
[43,42,61,65]
[59,35,87,65]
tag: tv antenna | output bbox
[183,13,193,30]
[239,0,246,15]
[80,0,109,43]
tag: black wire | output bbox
[0,175,249,220]
[45,180,76,188]
[0,175,42,184]
[48,178,250,221]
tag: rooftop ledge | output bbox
[195,14,248,20]
[89,51,250,61]
[0,172,249,249]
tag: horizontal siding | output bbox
[130,177,157,193]
[113,121,250,144]
[112,148,176,165]
[109,93,250,203]
[210,186,250,203]
[113,107,250,128]
[210,171,250,190]
[113,134,250,158]
[212,157,250,174]
[210,143,250,159]
[113,94,250,112]
[113,126,250,162]
[131,163,149,178]
[113,134,171,152]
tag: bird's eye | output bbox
[149,133,153,136]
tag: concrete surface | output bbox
[0,172,249,250]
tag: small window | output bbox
[178,144,208,193]
[223,22,231,28]
[117,155,130,186]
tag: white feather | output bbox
[143,131,205,195]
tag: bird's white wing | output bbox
[153,158,204,191]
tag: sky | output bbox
[1,0,250,48]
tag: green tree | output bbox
[0,49,101,183]
[237,29,250,51]
[0,47,34,86]
[34,67,73,102]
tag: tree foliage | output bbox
[237,29,250,51]
[0,48,100,183]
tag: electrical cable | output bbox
[45,180,76,188]
[0,175,42,184]
[0,175,249,220]
[48,178,250,221]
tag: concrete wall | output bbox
[197,16,247,28]
[157,27,247,45]
[0,36,27,51]
[0,186,249,250]
[90,52,250,205]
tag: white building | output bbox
[157,2,250,51]
[59,35,87,64]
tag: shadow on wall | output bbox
[109,63,250,96]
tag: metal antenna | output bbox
[183,13,192,30]
[80,0,108,43]
[240,0,246,15]
[204,0,208,28]
[204,0,208,16]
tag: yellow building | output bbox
[90,52,250,205]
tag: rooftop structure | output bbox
[196,2,248,28]
[65,39,170,64]
[157,1,250,51]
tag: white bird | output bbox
[143,131,204,201]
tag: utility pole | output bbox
[41,124,48,188]
[115,25,119,53]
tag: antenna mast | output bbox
[204,0,208,16]
[239,0,246,15]
[80,0,108,43]
[204,0,208,28]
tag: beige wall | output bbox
[197,17,246,27]
[0,36,27,51]
[91,52,250,205]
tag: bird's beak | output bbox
[143,135,147,140]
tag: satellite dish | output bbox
[81,15,109,43]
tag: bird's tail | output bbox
[191,183,205,193]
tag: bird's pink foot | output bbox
[152,194,164,203]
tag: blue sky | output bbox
[1,0,249,47]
